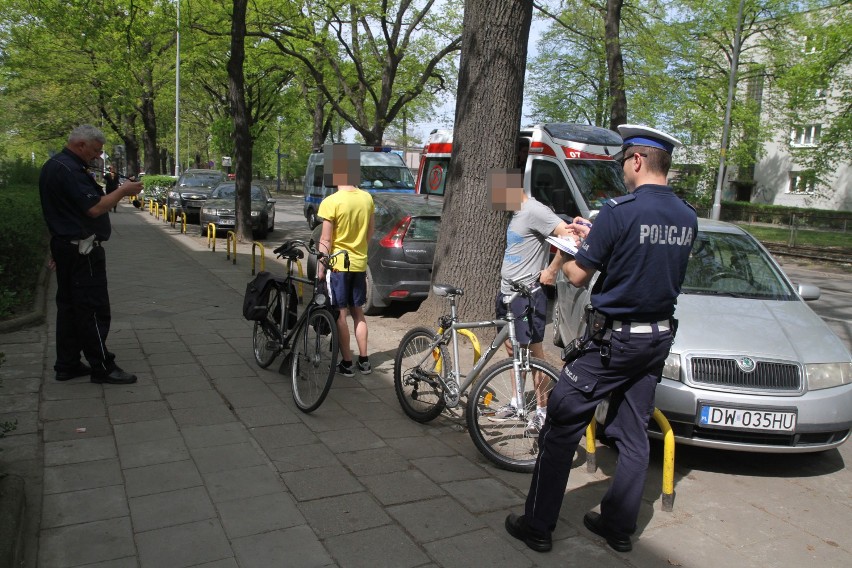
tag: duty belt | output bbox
[610,319,671,333]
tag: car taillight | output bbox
[379,216,412,248]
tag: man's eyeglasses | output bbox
[618,152,647,166]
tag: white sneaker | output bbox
[525,412,545,437]
[488,404,518,422]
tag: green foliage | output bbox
[720,199,852,229]
[0,159,40,186]
[142,175,177,190]
[0,184,47,319]
[740,224,852,248]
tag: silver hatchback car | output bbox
[553,218,852,453]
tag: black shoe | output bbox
[583,511,632,552]
[505,514,552,552]
[91,368,137,384]
[55,362,91,382]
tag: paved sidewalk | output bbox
[1,203,850,568]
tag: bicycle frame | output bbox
[422,289,533,412]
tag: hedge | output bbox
[0,184,48,318]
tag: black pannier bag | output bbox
[243,272,298,328]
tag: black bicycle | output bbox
[252,239,348,413]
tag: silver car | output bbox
[553,218,852,453]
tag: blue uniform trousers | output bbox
[524,326,673,536]
[51,238,113,375]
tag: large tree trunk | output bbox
[139,67,160,175]
[415,0,534,325]
[229,0,253,243]
[605,0,627,130]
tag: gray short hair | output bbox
[68,125,106,145]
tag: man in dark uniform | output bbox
[39,124,143,384]
[505,125,698,553]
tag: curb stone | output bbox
[0,256,50,334]
[0,474,25,568]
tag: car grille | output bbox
[218,209,235,216]
[689,357,801,391]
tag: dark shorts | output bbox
[328,271,367,308]
[495,286,547,345]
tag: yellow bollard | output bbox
[251,242,266,275]
[585,420,597,472]
[295,260,305,299]
[180,212,187,234]
[148,199,154,215]
[169,207,176,227]
[207,224,216,251]
[435,327,481,374]
[653,408,676,511]
[226,231,237,265]
[161,204,168,222]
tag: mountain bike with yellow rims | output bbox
[393,278,560,472]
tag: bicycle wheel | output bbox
[290,308,338,413]
[393,327,448,423]
[466,357,560,473]
[252,288,283,368]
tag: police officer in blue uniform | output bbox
[40,125,143,384]
[505,125,698,553]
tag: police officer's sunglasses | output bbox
[616,151,647,166]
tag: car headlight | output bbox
[250,211,260,217]
[806,362,852,390]
[662,353,682,381]
[168,191,180,200]
[201,207,216,215]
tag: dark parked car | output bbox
[199,182,276,239]
[168,169,226,221]
[553,218,852,453]
[309,193,442,314]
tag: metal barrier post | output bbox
[226,231,237,264]
[148,199,154,215]
[180,213,187,234]
[584,409,676,511]
[585,420,597,473]
[207,224,216,251]
[295,260,305,299]
[435,328,481,373]
[169,207,176,227]
[161,205,169,222]
[653,408,676,511]
[251,242,266,275]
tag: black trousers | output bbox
[50,238,113,375]
[524,326,673,537]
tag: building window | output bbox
[790,124,821,147]
[802,33,825,54]
[788,171,816,194]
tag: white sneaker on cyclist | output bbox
[488,404,518,422]
[525,412,545,437]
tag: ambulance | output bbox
[414,123,628,219]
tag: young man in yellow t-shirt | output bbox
[317,144,376,376]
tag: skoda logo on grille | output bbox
[736,357,757,373]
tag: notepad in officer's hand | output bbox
[545,235,580,256]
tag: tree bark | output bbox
[605,0,627,130]
[415,0,534,325]
[229,0,253,243]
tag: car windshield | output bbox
[360,166,414,190]
[564,160,628,213]
[681,230,796,300]
[179,173,223,188]
[210,185,265,200]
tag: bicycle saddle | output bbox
[273,242,305,260]
[432,284,463,297]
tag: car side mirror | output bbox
[268,199,276,204]
[797,283,821,301]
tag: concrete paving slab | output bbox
[123,459,203,497]
[166,389,226,409]
[443,478,525,514]
[360,469,445,506]
[135,519,232,568]
[282,465,365,502]
[387,496,487,543]
[112,418,180,445]
[172,404,238,427]
[41,381,104,401]
[336,447,410,477]
[41,485,128,528]
[189,442,268,474]
[267,442,341,473]
[324,524,430,568]
[129,486,217,532]
[38,517,136,568]
[250,423,319,452]
[102,385,162,406]
[234,404,299,427]
[230,525,332,568]
[117,436,190,469]
[202,465,285,503]
[298,492,391,539]
[43,459,123,495]
[107,400,171,424]
[180,422,251,449]
[316,427,386,454]
[150,362,206,380]
[40,399,105,421]
[43,436,116,467]
[216,491,304,539]
[155,374,211,393]
[412,455,490,484]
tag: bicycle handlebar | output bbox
[272,239,350,270]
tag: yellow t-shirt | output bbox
[317,188,375,272]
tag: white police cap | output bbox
[617,124,682,155]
